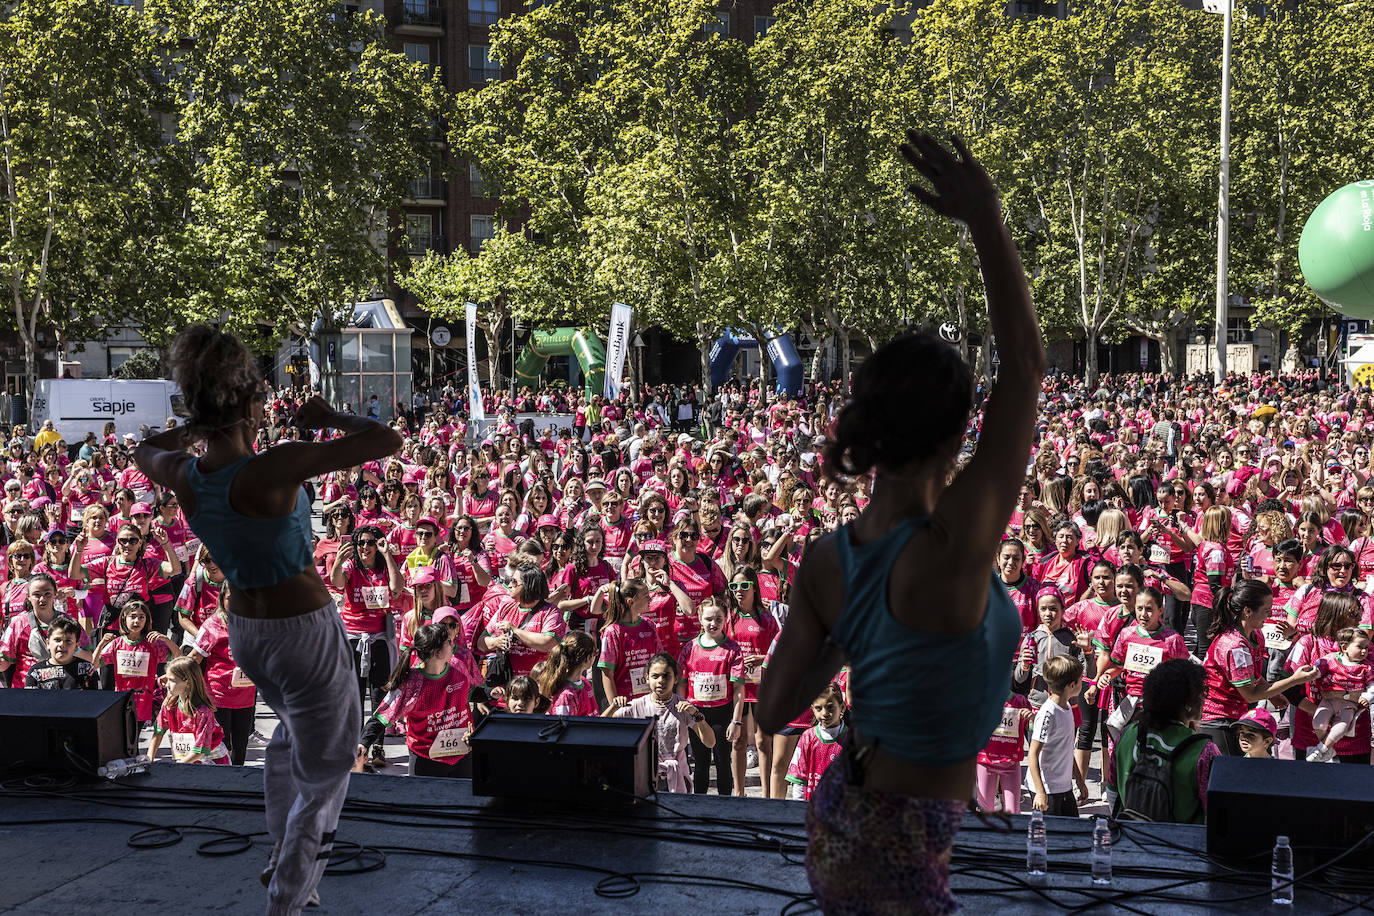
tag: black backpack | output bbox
[1119,727,1209,823]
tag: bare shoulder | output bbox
[795,532,844,630]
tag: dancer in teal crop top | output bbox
[756,133,1045,915]
[135,325,402,916]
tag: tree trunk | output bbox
[809,338,827,383]
[482,322,502,394]
[1159,332,1175,378]
[696,321,713,396]
[1084,328,1099,390]
[838,328,852,393]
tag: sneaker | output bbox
[306,889,320,908]
[248,729,270,748]
[1306,745,1334,763]
[745,745,758,769]
[260,840,282,887]
[369,744,387,769]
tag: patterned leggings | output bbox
[806,749,966,915]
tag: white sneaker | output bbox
[1306,745,1334,763]
[248,730,270,748]
[746,745,758,769]
[306,889,320,908]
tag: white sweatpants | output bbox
[229,603,360,916]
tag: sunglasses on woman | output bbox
[728,581,753,591]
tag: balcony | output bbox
[395,2,444,35]
[405,177,448,203]
[404,232,447,256]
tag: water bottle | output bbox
[1090,817,1112,885]
[1272,835,1294,905]
[1026,809,1048,876]
[97,756,150,780]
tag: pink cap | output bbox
[640,539,669,555]
[415,516,442,532]
[431,606,461,626]
[1035,585,1064,606]
[403,468,425,484]
[536,514,560,530]
[411,566,439,586]
[1225,478,1247,498]
[131,502,154,516]
[1236,706,1276,737]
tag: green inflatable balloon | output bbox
[1299,180,1374,317]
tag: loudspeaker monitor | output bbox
[469,713,654,803]
[0,689,136,775]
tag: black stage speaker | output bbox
[0,689,136,775]
[469,713,654,803]
[1207,756,1374,865]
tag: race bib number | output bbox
[1261,623,1292,652]
[231,667,254,688]
[173,544,188,563]
[430,727,469,759]
[170,732,195,758]
[629,665,648,696]
[1147,543,1170,564]
[1124,643,1165,675]
[994,706,1021,738]
[361,585,390,610]
[115,649,150,678]
[607,555,623,574]
[692,672,726,702]
[743,661,761,685]
[458,581,470,605]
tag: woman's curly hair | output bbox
[168,325,265,437]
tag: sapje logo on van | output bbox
[91,397,136,415]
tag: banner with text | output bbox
[604,301,633,400]
[465,302,485,421]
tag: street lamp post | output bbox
[1208,0,1233,384]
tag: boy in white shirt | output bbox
[1027,654,1084,818]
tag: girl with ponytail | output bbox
[537,630,616,717]
[590,578,662,705]
[1198,579,1319,755]
[362,620,483,777]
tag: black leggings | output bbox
[1163,561,1189,636]
[348,635,392,726]
[410,753,473,778]
[215,704,255,766]
[1191,603,1214,658]
[690,702,734,795]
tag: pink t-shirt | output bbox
[549,678,599,717]
[374,652,482,763]
[786,724,848,801]
[482,598,567,678]
[100,634,169,721]
[1201,628,1263,721]
[597,618,662,699]
[192,613,256,709]
[339,560,394,635]
[977,693,1033,768]
[726,610,780,703]
[1109,624,1189,697]
[676,635,744,708]
[154,701,228,763]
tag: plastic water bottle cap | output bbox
[1277,836,1289,845]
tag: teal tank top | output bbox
[830,517,1021,768]
[185,455,314,591]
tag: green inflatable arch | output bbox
[513,328,606,398]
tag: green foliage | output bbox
[112,349,165,380]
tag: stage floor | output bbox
[0,765,1344,914]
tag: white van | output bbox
[30,379,183,447]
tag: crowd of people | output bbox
[2,360,1370,813]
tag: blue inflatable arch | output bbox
[709,330,803,397]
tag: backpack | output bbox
[1119,727,1209,823]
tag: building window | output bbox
[469,0,500,25]
[753,15,775,36]
[469,44,500,83]
[107,347,144,375]
[703,11,729,37]
[470,163,490,198]
[403,42,431,66]
[1227,316,1253,345]
[405,213,438,255]
[469,214,495,253]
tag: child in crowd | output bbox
[614,653,714,793]
[540,630,612,717]
[785,684,847,801]
[148,656,229,764]
[1306,627,1374,763]
[1027,654,1084,818]
[24,615,99,690]
[505,675,549,714]
[1235,707,1276,759]
[977,688,1034,813]
[96,600,179,728]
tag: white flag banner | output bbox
[604,301,633,400]
[465,302,485,421]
